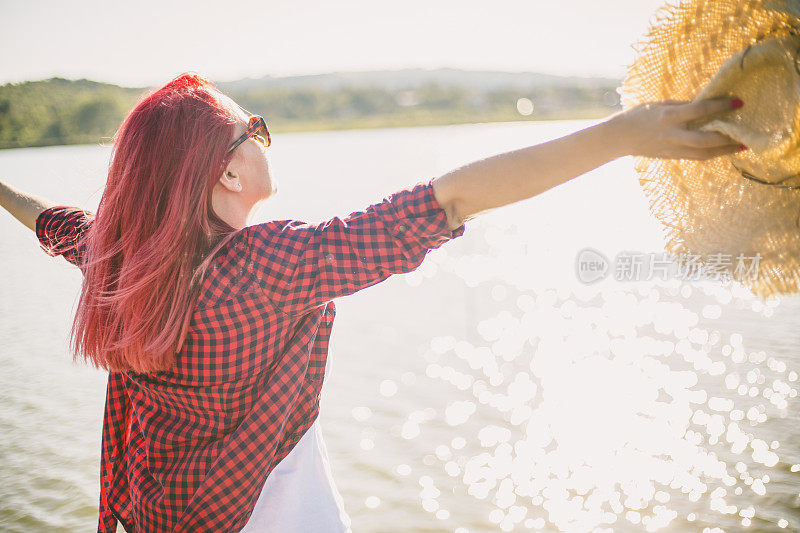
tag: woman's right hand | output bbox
[609,97,745,160]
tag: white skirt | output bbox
[240,350,351,533]
[240,418,352,532]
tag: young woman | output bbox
[0,73,743,532]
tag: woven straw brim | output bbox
[619,0,800,299]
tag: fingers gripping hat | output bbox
[619,0,800,298]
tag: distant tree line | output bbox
[0,78,141,149]
[0,77,621,149]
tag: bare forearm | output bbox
[0,180,57,232]
[432,117,626,227]
[431,97,743,230]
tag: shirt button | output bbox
[326,253,335,263]
[398,224,408,233]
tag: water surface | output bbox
[1,121,798,532]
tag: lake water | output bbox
[1,120,798,532]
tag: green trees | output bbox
[0,74,620,149]
[0,78,139,148]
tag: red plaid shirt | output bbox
[35,178,465,532]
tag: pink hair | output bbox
[71,73,244,373]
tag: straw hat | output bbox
[619,0,800,298]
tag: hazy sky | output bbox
[1,0,666,87]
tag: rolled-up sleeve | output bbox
[35,205,95,268]
[246,177,466,316]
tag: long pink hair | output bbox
[71,73,244,373]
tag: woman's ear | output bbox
[220,168,243,192]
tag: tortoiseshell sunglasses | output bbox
[227,115,271,153]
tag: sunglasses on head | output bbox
[227,115,271,154]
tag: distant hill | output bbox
[217,68,621,93]
[0,69,622,150]
[0,78,141,149]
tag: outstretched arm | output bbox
[0,179,57,232]
[432,97,744,230]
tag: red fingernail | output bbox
[731,98,744,109]
[739,144,748,151]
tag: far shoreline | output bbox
[0,107,615,151]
